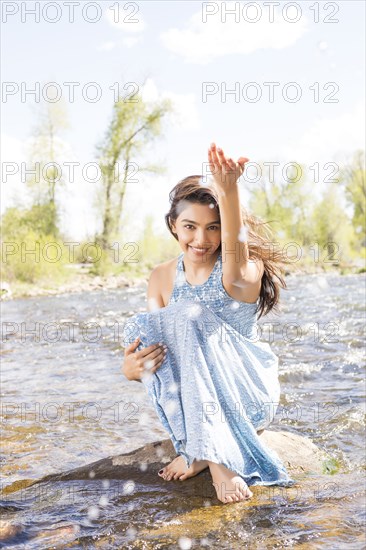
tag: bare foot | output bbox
[158,455,209,481]
[208,461,253,504]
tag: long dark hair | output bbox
[165,175,288,318]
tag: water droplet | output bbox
[187,303,202,318]
[126,526,137,539]
[139,412,150,425]
[156,447,164,458]
[147,297,160,312]
[318,40,328,51]
[176,272,186,287]
[99,495,108,507]
[315,276,329,289]
[123,480,135,495]
[168,382,179,393]
[178,536,192,549]
[141,369,153,382]
[238,226,248,242]
[144,359,154,370]
[166,399,178,415]
[88,505,100,520]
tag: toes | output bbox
[240,486,253,500]
[239,488,247,499]
[244,485,253,499]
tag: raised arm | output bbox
[208,143,264,296]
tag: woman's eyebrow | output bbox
[181,219,220,225]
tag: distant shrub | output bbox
[1,205,68,285]
[1,230,69,284]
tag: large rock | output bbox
[36,429,330,485]
[0,431,344,547]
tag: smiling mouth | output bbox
[189,246,209,252]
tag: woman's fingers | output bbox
[209,145,249,173]
[238,156,249,165]
[210,142,221,167]
[208,148,219,175]
[216,146,227,164]
[207,148,215,167]
[143,345,167,361]
[226,157,237,170]
[150,354,166,373]
[237,157,249,173]
[138,342,164,358]
[138,344,167,371]
[210,144,238,174]
[124,337,140,355]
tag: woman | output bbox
[122,143,295,504]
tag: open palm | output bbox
[208,142,249,192]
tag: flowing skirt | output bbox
[122,300,296,487]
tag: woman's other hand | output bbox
[122,338,167,382]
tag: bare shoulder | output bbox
[147,256,179,309]
[149,257,177,281]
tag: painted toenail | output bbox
[158,469,163,474]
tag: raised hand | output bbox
[208,142,249,193]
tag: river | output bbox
[1,273,365,548]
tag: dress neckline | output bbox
[179,251,221,288]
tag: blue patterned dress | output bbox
[122,251,296,487]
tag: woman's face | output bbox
[171,201,221,259]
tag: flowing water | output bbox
[1,273,365,548]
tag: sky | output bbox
[1,0,365,241]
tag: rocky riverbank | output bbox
[0,264,149,300]
[1,261,363,301]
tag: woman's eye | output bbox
[184,225,219,230]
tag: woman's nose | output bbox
[194,237,207,246]
[196,229,208,243]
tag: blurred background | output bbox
[1,0,365,294]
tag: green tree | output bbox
[311,182,354,263]
[1,204,57,239]
[137,215,180,269]
[248,162,314,246]
[26,100,70,237]
[95,88,172,250]
[1,205,69,284]
[339,150,366,246]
